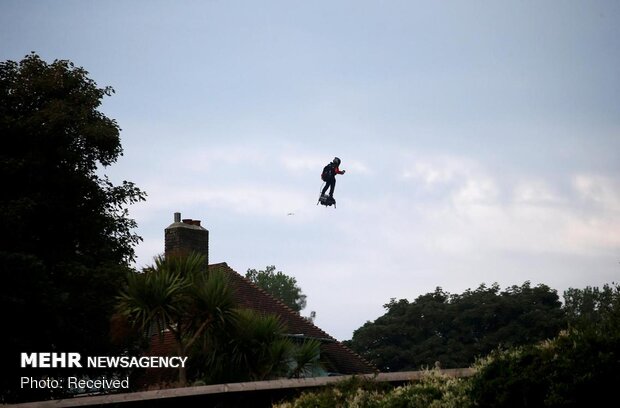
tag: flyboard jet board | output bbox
[317,194,336,208]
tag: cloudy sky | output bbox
[2,0,619,341]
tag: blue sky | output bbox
[2,0,619,341]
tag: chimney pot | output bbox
[174,212,181,223]
[182,219,192,224]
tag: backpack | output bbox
[321,163,335,181]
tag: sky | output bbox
[2,0,619,341]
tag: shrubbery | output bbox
[276,284,620,407]
[470,284,620,407]
[273,371,472,408]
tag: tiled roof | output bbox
[211,262,376,375]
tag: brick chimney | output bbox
[164,212,209,268]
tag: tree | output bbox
[563,283,620,330]
[0,53,145,403]
[117,253,236,386]
[470,283,620,407]
[345,282,565,371]
[246,265,307,313]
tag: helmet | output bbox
[333,157,341,166]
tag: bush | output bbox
[273,371,472,408]
[468,283,620,407]
[469,326,620,407]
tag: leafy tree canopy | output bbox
[0,53,145,402]
[563,283,620,331]
[246,265,307,313]
[345,282,565,372]
[470,283,620,407]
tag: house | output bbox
[144,212,376,387]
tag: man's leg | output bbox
[328,178,336,197]
[321,182,329,196]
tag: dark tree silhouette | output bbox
[0,53,145,402]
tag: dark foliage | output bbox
[346,282,565,371]
[470,283,620,407]
[0,53,145,403]
[246,265,307,313]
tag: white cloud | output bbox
[344,159,371,175]
[401,155,477,185]
[452,177,498,206]
[376,153,620,260]
[513,179,560,204]
[402,162,454,185]
[574,174,620,211]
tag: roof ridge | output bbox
[335,341,378,373]
[209,262,228,268]
[208,262,377,373]
[218,264,338,341]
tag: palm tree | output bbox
[288,338,322,379]
[116,252,235,386]
[194,309,290,383]
[196,309,323,383]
